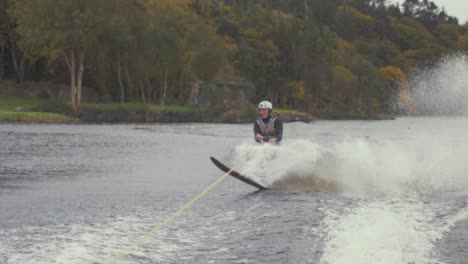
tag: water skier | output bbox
[254,101,283,144]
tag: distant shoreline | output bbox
[0,96,394,124]
[0,96,321,124]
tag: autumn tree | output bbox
[3,0,466,118]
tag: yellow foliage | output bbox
[402,49,419,60]
[245,27,260,40]
[337,38,355,64]
[223,35,237,52]
[223,35,238,60]
[338,38,353,52]
[221,2,233,13]
[287,80,305,99]
[271,9,295,20]
[144,0,190,22]
[379,66,408,86]
[337,6,374,25]
[264,40,275,50]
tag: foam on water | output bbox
[234,140,323,187]
[234,128,468,263]
[320,198,468,264]
[234,135,468,196]
[0,213,204,264]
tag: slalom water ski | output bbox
[210,157,268,190]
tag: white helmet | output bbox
[258,100,273,109]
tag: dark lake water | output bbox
[1,118,467,263]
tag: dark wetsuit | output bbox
[253,115,283,143]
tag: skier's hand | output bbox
[256,134,264,142]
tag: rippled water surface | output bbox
[1,118,467,264]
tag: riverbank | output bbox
[0,97,76,123]
[0,97,315,124]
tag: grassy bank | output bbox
[0,96,68,112]
[0,97,199,123]
[275,108,301,114]
[0,111,75,123]
[0,97,75,123]
[0,96,314,123]
[80,103,194,113]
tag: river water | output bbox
[1,118,467,264]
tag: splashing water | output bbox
[233,123,468,263]
[401,53,468,116]
[316,53,468,263]
[235,54,468,261]
[234,135,468,196]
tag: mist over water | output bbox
[401,53,468,116]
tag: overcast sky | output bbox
[394,0,468,23]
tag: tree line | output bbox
[0,0,467,115]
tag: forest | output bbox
[1,0,467,117]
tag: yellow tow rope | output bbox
[110,162,241,264]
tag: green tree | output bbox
[434,23,463,50]
[0,0,8,80]
[329,64,359,112]
[236,8,281,101]
[335,5,375,40]
[125,0,230,105]
[12,0,108,112]
[1,0,26,83]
